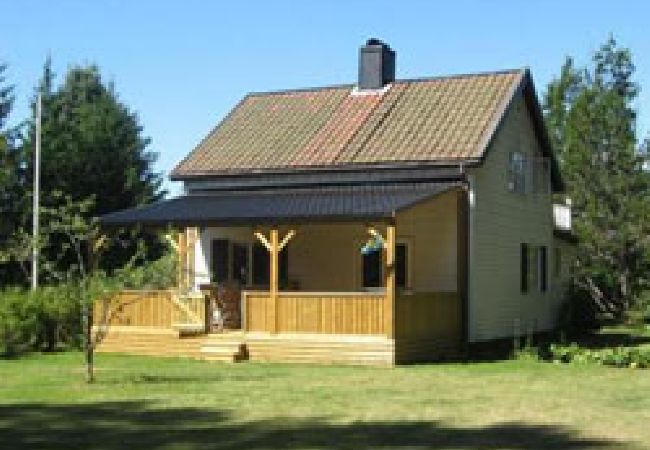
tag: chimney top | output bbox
[358,38,395,91]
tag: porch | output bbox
[97,182,467,365]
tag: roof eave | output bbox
[170,159,480,181]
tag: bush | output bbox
[548,343,650,369]
[0,288,40,355]
[0,284,81,355]
[0,252,177,356]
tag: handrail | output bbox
[242,290,385,297]
[170,292,205,325]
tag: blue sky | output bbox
[2,0,649,196]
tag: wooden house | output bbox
[98,39,575,365]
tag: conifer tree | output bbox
[544,37,650,317]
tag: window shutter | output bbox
[520,243,529,293]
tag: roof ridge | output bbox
[244,67,526,98]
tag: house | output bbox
[98,39,575,365]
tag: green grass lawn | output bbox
[1,349,650,450]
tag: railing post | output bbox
[384,223,395,339]
[270,228,279,334]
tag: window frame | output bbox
[357,237,412,291]
[508,151,527,194]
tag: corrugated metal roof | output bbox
[171,69,524,178]
[100,182,460,227]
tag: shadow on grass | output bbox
[0,401,625,449]
[101,373,280,385]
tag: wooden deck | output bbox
[95,289,461,366]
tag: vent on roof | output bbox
[358,38,395,90]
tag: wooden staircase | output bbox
[97,327,204,359]
[97,328,394,365]
[199,333,248,363]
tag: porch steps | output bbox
[200,334,248,363]
[97,328,204,359]
[244,334,395,366]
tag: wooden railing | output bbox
[95,290,206,331]
[242,291,386,335]
[170,294,206,329]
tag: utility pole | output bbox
[32,92,41,291]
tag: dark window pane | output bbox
[363,250,382,288]
[211,239,229,283]
[396,244,407,288]
[252,243,288,287]
[231,243,248,285]
[539,246,547,292]
[252,243,268,286]
[280,247,289,286]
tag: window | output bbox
[521,244,548,293]
[231,243,249,285]
[538,246,547,292]
[361,242,409,289]
[211,239,229,283]
[508,152,527,193]
[251,242,288,287]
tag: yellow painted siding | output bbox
[196,190,459,294]
[287,190,458,292]
[467,94,561,341]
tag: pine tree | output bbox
[544,37,650,318]
[17,61,166,278]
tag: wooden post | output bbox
[269,228,279,334]
[384,223,395,339]
[186,227,197,291]
[177,230,187,290]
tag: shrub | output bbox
[548,343,650,369]
[0,284,82,355]
[0,251,177,356]
[0,288,39,355]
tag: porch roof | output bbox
[99,182,461,228]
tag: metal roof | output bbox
[99,182,461,228]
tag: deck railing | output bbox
[242,291,386,335]
[95,290,206,331]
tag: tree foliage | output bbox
[544,37,650,318]
[0,60,166,284]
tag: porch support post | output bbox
[269,228,279,334]
[177,229,187,290]
[384,222,396,339]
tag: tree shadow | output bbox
[0,401,627,450]
[572,332,650,350]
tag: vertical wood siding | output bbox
[95,290,206,329]
[243,291,385,335]
[394,292,462,362]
